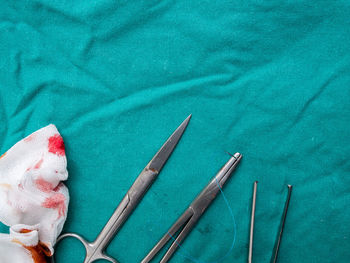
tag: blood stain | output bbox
[24,135,34,142]
[42,193,66,218]
[35,178,53,193]
[34,159,44,169]
[48,134,65,156]
[12,238,51,263]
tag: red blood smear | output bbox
[35,178,53,193]
[24,135,34,142]
[13,237,51,263]
[20,229,33,233]
[42,193,66,218]
[53,183,63,192]
[24,243,52,262]
[34,159,43,169]
[48,134,65,156]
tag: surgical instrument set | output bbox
[53,113,293,263]
[54,115,243,263]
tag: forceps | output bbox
[54,115,191,263]
[248,183,293,263]
[142,152,242,263]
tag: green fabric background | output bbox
[0,1,350,262]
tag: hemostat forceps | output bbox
[142,152,242,263]
[54,115,191,263]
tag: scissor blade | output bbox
[90,115,191,252]
[148,114,191,172]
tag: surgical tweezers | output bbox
[142,152,242,263]
[248,183,293,263]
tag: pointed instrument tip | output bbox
[184,114,192,124]
[176,114,192,134]
[148,115,191,172]
[174,114,192,138]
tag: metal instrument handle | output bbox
[54,233,118,263]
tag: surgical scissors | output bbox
[142,152,242,263]
[53,115,191,263]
